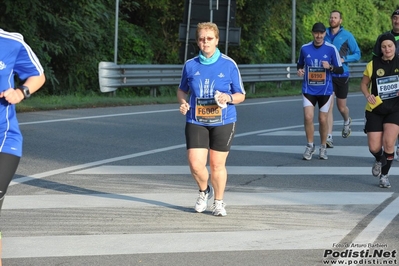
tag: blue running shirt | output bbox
[297,41,342,95]
[179,53,245,126]
[0,29,44,157]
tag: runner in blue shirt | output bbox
[177,22,245,216]
[0,28,45,264]
[297,22,343,160]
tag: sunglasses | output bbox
[198,37,215,42]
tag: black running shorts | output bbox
[185,122,236,152]
[365,108,399,132]
[332,77,349,99]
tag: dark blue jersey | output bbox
[297,41,342,95]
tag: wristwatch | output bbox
[16,85,31,99]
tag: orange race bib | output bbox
[195,97,222,124]
[307,67,326,85]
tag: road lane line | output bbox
[9,144,184,186]
[69,165,399,175]
[3,229,349,258]
[18,109,178,125]
[3,192,392,210]
[352,196,399,244]
[259,129,365,136]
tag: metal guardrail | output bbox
[98,61,367,95]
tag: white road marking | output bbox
[259,130,366,137]
[231,145,371,157]
[3,192,392,210]
[3,229,349,258]
[70,165,399,175]
[18,109,178,125]
[9,144,185,186]
[352,197,399,244]
[337,197,399,265]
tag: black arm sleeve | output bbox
[297,64,304,70]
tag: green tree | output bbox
[0,0,117,94]
[1,0,397,95]
[124,0,184,64]
[299,0,390,61]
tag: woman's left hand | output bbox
[218,93,230,104]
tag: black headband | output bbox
[379,33,396,46]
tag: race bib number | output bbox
[307,67,326,85]
[195,98,222,124]
[376,75,399,100]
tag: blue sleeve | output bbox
[178,63,189,92]
[297,47,305,68]
[230,64,245,94]
[344,33,361,63]
[14,42,43,80]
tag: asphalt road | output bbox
[2,93,398,266]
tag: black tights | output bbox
[0,153,20,212]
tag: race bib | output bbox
[195,97,222,124]
[307,67,326,85]
[376,75,399,100]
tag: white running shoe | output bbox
[342,117,352,138]
[379,175,391,188]
[326,138,334,148]
[319,145,328,160]
[211,200,227,216]
[303,144,315,160]
[194,186,213,213]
